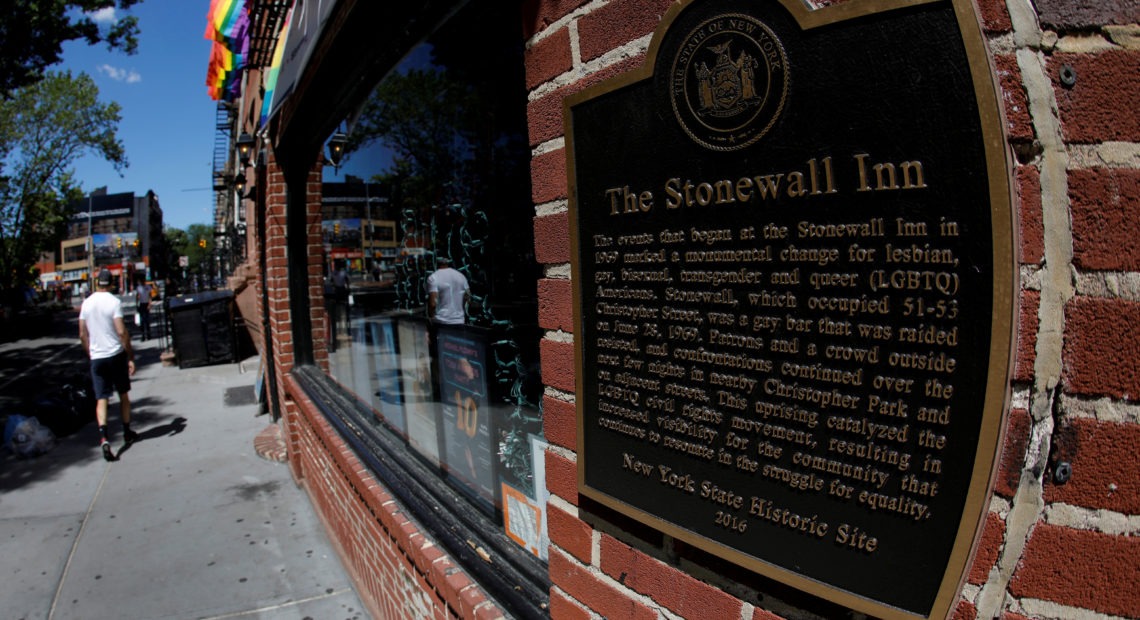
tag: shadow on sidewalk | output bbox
[0,396,178,493]
[113,414,188,460]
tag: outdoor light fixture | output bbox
[233,172,247,194]
[326,131,348,171]
[236,132,255,167]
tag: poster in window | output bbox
[368,317,406,435]
[398,317,439,465]
[502,483,544,558]
[437,326,495,510]
[530,434,550,560]
[348,320,374,411]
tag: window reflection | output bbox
[318,0,547,561]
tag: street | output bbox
[0,309,94,419]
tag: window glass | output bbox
[319,0,547,560]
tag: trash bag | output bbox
[4,415,56,458]
[34,378,96,437]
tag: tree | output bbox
[0,0,142,97]
[0,70,125,299]
[163,224,214,288]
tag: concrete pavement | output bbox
[0,321,368,620]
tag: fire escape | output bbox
[210,0,292,284]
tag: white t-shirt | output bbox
[426,267,469,325]
[80,291,124,360]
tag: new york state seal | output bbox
[670,14,788,151]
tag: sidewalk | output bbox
[0,334,368,620]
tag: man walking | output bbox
[79,269,137,461]
[134,277,153,340]
[426,256,469,325]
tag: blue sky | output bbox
[59,2,219,231]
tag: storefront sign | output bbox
[567,1,1014,618]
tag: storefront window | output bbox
[317,0,547,560]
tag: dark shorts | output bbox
[91,351,131,399]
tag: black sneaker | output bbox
[102,442,116,462]
[123,430,139,445]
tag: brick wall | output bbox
[525,0,1140,618]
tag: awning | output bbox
[262,0,340,124]
[259,4,293,128]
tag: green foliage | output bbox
[0,70,125,294]
[350,68,480,214]
[164,224,213,278]
[0,1,142,98]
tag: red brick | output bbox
[1014,290,1039,383]
[527,89,566,146]
[538,278,574,332]
[968,512,1005,584]
[473,601,506,620]
[975,0,1012,32]
[1001,613,1031,620]
[952,599,977,620]
[995,407,1031,498]
[577,0,673,63]
[548,588,592,620]
[522,0,591,40]
[1045,417,1140,513]
[995,55,1033,143]
[543,394,577,450]
[600,535,743,619]
[441,565,474,614]
[534,211,571,264]
[527,56,645,146]
[1062,297,1140,399]
[546,450,580,506]
[549,552,658,620]
[1049,50,1140,143]
[1070,168,1140,271]
[1010,524,1140,617]
[532,149,568,204]
[459,583,489,619]
[526,27,573,90]
[751,608,784,620]
[541,338,576,393]
[1036,0,1140,29]
[1016,165,1043,265]
[548,502,593,563]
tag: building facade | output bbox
[217,0,1139,618]
[58,189,165,293]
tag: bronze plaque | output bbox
[567,0,1014,618]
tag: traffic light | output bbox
[199,239,207,249]
[334,222,341,235]
[116,237,122,249]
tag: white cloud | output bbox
[97,64,142,84]
[88,7,117,24]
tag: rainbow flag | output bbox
[259,5,293,127]
[204,0,251,101]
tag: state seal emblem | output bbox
[670,14,788,151]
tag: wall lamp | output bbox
[233,172,247,195]
[326,131,348,171]
[236,132,255,168]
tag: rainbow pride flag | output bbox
[259,4,293,127]
[205,0,251,101]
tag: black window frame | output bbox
[271,2,551,617]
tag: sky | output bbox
[58,2,221,231]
